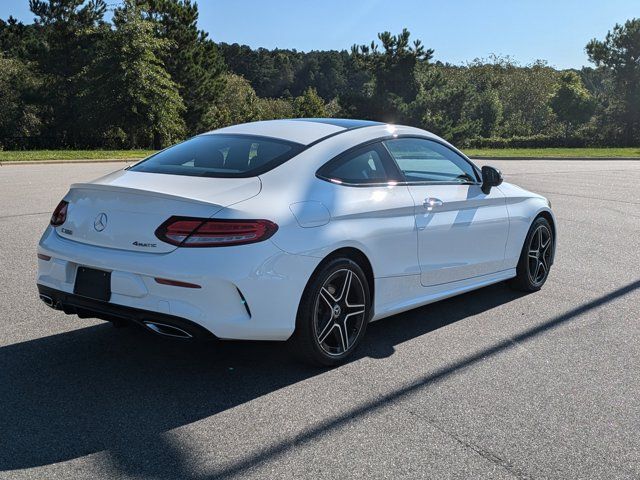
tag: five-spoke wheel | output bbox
[315,269,367,356]
[527,224,553,286]
[290,258,370,366]
[510,216,554,292]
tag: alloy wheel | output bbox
[527,225,553,285]
[313,268,367,356]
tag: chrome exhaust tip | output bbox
[39,294,55,308]
[143,321,193,339]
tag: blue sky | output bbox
[1,0,637,68]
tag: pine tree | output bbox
[28,0,109,146]
[87,0,185,148]
[140,0,225,134]
[587,19,640,144]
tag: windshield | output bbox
[129,134,304,178]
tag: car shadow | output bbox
[1,282,525,474]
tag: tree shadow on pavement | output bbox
[2,279,637,478]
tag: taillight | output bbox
[50,200,68,226]
[155,216,278,247]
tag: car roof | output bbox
[204,118,384,146]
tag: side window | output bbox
[384,138,478,183]
[318,144,394,185]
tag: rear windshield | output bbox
[129,134,304,178]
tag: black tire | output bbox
[508,216,554,292]
[289,257,371,367]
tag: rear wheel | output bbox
[509,217,554,292]
[290,258,371,366]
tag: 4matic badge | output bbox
[132,241,157,248]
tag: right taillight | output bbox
[155,216,278,247]
[50,200,68,226]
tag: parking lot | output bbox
[1,159,639,479]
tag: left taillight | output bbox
[155,216,278,247]
[50,200,68,226]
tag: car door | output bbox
[383,137,509,287]
[315,142,418,280]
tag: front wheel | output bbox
[290,258,371,366]
[509,216,554,292]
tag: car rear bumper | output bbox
[37,226,320,341]
[37,284,216,340]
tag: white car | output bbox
[37,119,556,365]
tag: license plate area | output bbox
[74,266,111,302]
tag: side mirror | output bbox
[481,165,503,194]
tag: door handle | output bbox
[423,197,444,211]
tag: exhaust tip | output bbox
[39,294,55,308]
[143,321,193,339]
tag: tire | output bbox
[289,257,371,367]
[508,216,554,292]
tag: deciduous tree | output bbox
[550,71,596,135]
[294,87,326,118]
[0,55,42,148]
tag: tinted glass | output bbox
[130,134,304,178]
[318,145,392,184]
[384,138,478,183]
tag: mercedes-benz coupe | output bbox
[37,119,556,365]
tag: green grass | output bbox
[0,149,157,162]
[1,147,639,162]
[464,147,640,158]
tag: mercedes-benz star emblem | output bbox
[94,212,108,232]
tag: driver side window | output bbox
[384,138,478,183]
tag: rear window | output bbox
[129,134,304,178]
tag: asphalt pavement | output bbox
[1,159,639,479]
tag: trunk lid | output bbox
[56,169,261,253]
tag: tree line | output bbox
[1,0,639,150]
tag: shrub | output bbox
[463,134,592,149]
